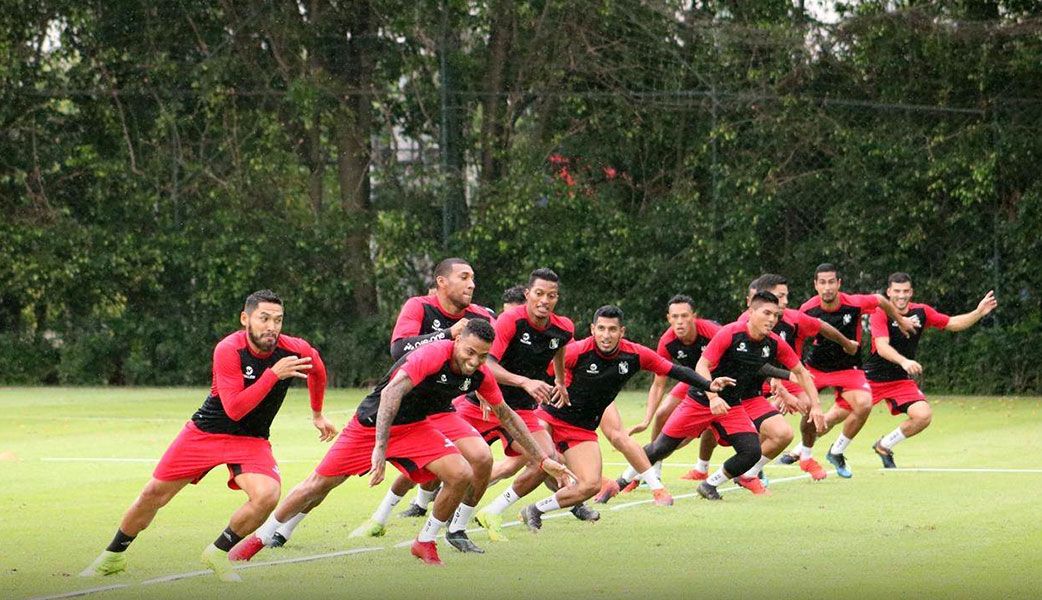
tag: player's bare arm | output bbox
[874,334,922,376]
[271,355,313,380]
[311,411,337,442]
[486,357,552,404]
[945,290,998,331]
[791,363,826,432]
[875,294,918,337]
[489,402,576,487]
[631,373,668,435]
[550,345,570,408]
[696,357,729,415]
[818,320,860,355]
[369,371,412,487]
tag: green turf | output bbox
[2,387,1041,599]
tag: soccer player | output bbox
[232,320,572,565]
[610,291,824,502]
[864,273,997,467]
[517,305,734,531]
[789,263,918,478]
[500,284,527,312]
[80,290,336,582]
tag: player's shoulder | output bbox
[617,338,649,356]
[719,320,746,335]
[569,336,596,354]
[275,333,313,353]
[399,295,433,313]
[658,327,678,344]
[697,318,723,333]
[798,296,821,311]
[409,338,454,361]
[549,311,575,333]
[215,330,247,352]
[466,303,496,321]
[908,302,933,312]
[841,291,873,306]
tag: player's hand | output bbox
[709,377,736,393]
[548,382,570,408]
[809,406,826,433]
[448,318,470,339]
[709,397,729,415]
[896,315,919,338]
[977,290,998,316]
[312,413,338,442]
[479,398,491,421]
[368,448,387,487]
[539,457,577,489]
[842,338,860,355]
[272,355,312,380]
[900,359,923,376]
[627,420,651,436]
[522,378,554,405]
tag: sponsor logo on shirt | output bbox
[762,346,770,358]
[676,350,687,359]
[438,374,449,384]
[460,378,471,391]
[432,319,443,331]
[779,332,788,341]
[737,342,748,353]
[549,337,560,350]
[520,332,532,345]
[618,362,629,375]
[244,365,256,380]
[586,363,599,374]
[843,314,852,325]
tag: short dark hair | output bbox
[815,263,840,279]
[593,305,624,324]
[751,274,788,293]
[501,285,527,306]
[527,267,560,288]
[749,290,780,307]
[434,257,470,279]
[887,272,913,287]
[462,318,496,344]
[667,294,696,312]
[244,290,282,314]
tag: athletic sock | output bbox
[484,487,519,516]
[274,512,307,541]
[415,487,437,510]
[105,529,136,553]
[416,516,446,543]
[254,515,282,545]
[743,455,771,479]
[213,527,243,552]
[372,490,404,525]
[653,460,663,479]
[880,427,907,450]
[706,468,729,487]
[830,434,852,455]
[619,465,640,484]
[799,445,813,460]
[694,458,710,473]
[534,494,561,513]
[448,503,476,533]
[640,467,665,491]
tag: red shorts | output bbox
[808,366,872,403]
[452,397,542,457]
[660,398,757,445]
[669,382,690,400]
[426,411,482,442]
[535,408,598,453]
[869,379,927,415]
[741,396,782,430]
[153,421,279,490]
[315,416,459,484]
[761,378,804,396]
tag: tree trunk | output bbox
[479,0,515,186]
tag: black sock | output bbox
[106,529,136,553]
[213,526,243,552]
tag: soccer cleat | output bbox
[570,503,600,522]
[201,545,242,582]
[696,482,722,501]
[228,534,265,562]
[519,504,543,532]
[736,476,771,496]
[410,539,444,566]
[872,440,897,469]
[759,469,770,488]
[680,468,708,481]
[621,479,640,493]
[799,457,828,481]
[398,503,428,518]
[348,519,386,538]
[777,451,800,465]
[826,452,853,478]
[652,488,674,506]
[79,551,127,577]
[445,530,485,554]
[475,510,508,541]
[594,477,621,504]
[269,532,288,547]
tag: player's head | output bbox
[525,268,561,320]
[501,285,527,313]
[434,258,475,309]
[591,305,625,354]
[241,290,284,353]
[453,318,495,375]
[666,294,697,339]
[813,263,841,303]
[749,274,789,309]
[886,272,914,310]
[747,291,782,337]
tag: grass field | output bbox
[2,387,1041,600]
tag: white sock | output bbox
[880,427,907,450]
[653,460,663,479]
[640,467,665,491]
[620,465,640,483]
[534,494,561,513]
[706,468,729,487]
[484,487,519,516]
[274,512,307,541]
[255,514,283,545]
[448,503,476,533]
[743,455,771,479]
[372,490,403,525]
[799,445,813,460]
[694,459,710,473]
[414,487,436,509]
[830,434,852,455]
[416,515,446,543]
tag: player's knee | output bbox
[577,477,601,498]
[468,449,493,478]
[441,461,473,488]
[251,485,281,512]
[605,430,628,450]
[139,481,177,508]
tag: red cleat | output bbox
[652,488,674,506]
[679,469,708,481]
[621,480,640,494]
[228,534,265,562]
[800,458,828,481]
[410,539,443,566]
[736,476,771,496]
[594,478,621,504]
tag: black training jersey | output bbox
[800,292,879,372]
[656,319,720,369]
[695,321,799,406]
[389,295,495,359]
[865,304,950,382]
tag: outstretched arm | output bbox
[369,371,413,486]
[946,291,997,332]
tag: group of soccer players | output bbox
[80,259,997,578]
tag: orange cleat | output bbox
[652,488,674,506]
[410,539,443,566]
[621,480,640,494]
[228,534,265,562]
[594,478,621,504]
[736,476,771,496]
[799,458,828,481]
[680,469,708,481]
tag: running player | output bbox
[80,290,336,582]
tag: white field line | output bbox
[879,467,1042,474]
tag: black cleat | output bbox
[269,532,288,548]
[398,503,428,518]
[697,482,722,501]
[872,440,897,469]
[777,451,799,465]
[570,503,600,522]
[519,504,543,532]
[445,530,485,554]
[826,451,853,478]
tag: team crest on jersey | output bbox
[549,338,560,350]
[676,350,687,359]
[779,332,788,341]
[762,346,770,358]
[586,363,599,374]
[244,365,256,380]
[438,374,448,384]
[618,362,630,375]
[460,378,471,391]
[843,314,852,325]
[432,319,443,330]
[520,332,532,345]
[737,342,748,353]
